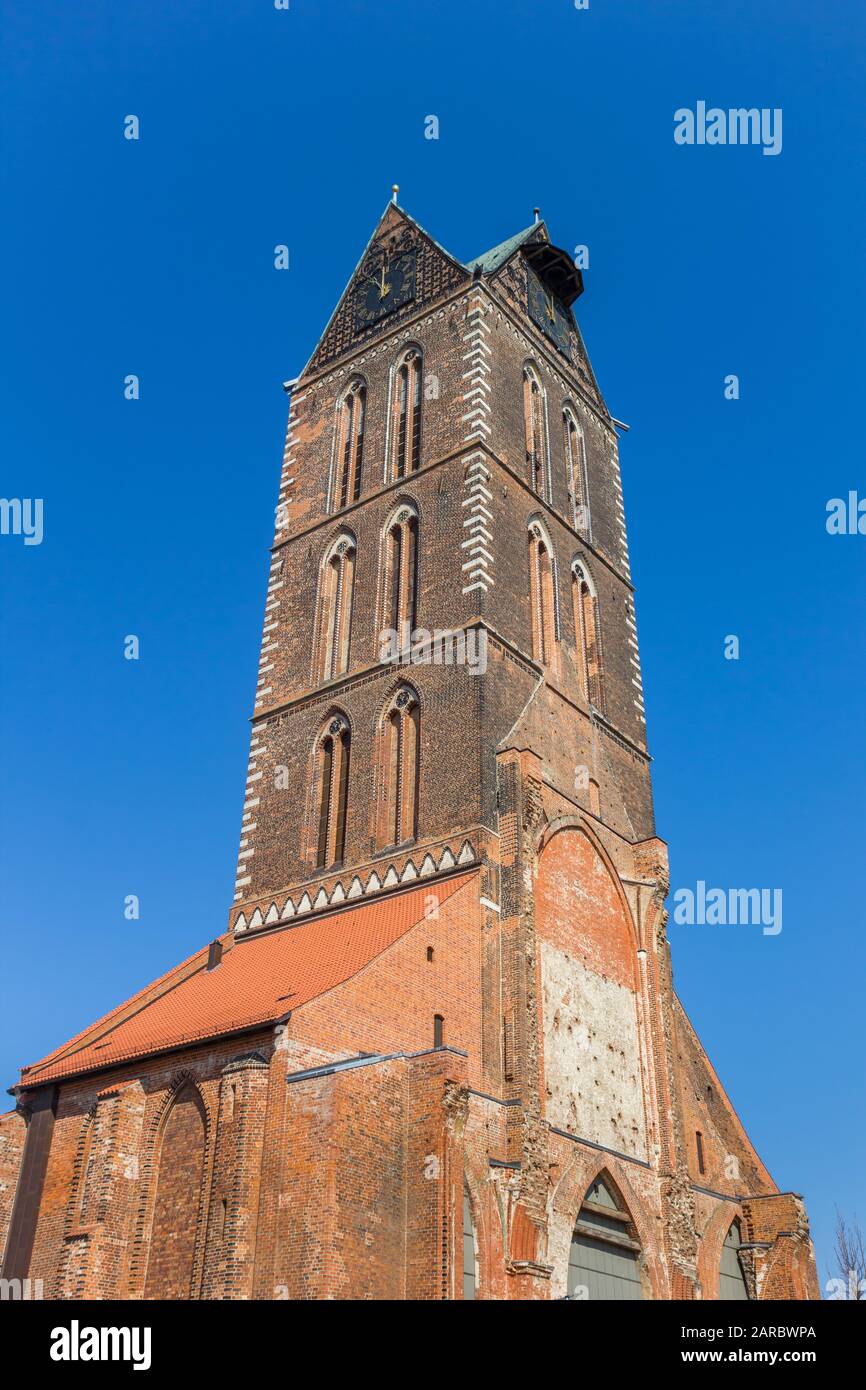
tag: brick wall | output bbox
[0,1108,26,1267]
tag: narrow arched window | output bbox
[568,1175,643,1301]
[563,407,590,536]
[316,716,350,868]
[572,560,605,711]
[523,365,547,498]
[696,1130,706,1175]
[383,506,419,650]
[528,522,556,666]
[391,349,422,479]
[719,1221,750,1300]
[336,382,366,509]
[317,536,356,682]
[381,686,420,846]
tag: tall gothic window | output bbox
[335,380,366,510]
[315,715,350,868]
[383,504,419,646]
[523,364,547,499]
[391,348,422,479]
[563,406,590,536]
[572,560,605,711]
[381,686,420,846]
[316,534,356,682]
[528,521,557,666]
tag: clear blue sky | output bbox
[2,0,863,1293]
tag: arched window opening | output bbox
[316,716,351,868]
[336,382,366,510]
[392,350,422,479]
[564,407,590,536]
[572,561,605,711]
[463,1187,478,1301]
[433,1014,444,1048]
[523,366,547,498]
[528,523,556,666]
[383,507,419,647]
[568,1176,643,1301]
[719,1221,750,1300]
[381,686,420,846]
[318,536,356,682]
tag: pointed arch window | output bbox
[572,560,605,711]
[719,1221,750,1300]
[383,505,419,647]
[391,349,422,479]
[568,1176,643,1301]
[563,406,590,536]
[317,535,356,682]
[528,522,557,666]
[381,686,420,846]
[523,364,547,498]
[315,716,351,868]
[335,381,366,510]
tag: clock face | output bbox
[527,268,573,360]
[354,250,417,329]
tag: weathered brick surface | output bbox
[0,1109,26,1267]
[2,204,817,1301]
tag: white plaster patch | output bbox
[540,938,648,1161]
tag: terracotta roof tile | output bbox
[20,872,476,1088]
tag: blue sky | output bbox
[2,0,864,1292]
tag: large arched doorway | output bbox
[568,1176,644,1301]
[719,1220,750,1300]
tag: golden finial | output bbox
[392,184,399,204]
[533,206,541,223]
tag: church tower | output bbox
[0,202,819,1302]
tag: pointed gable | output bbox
[303,203,469,376]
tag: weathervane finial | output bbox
[533,206,541,223]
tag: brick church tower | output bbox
[0,201,818,1301]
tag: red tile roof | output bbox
[20,873,476,1089]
